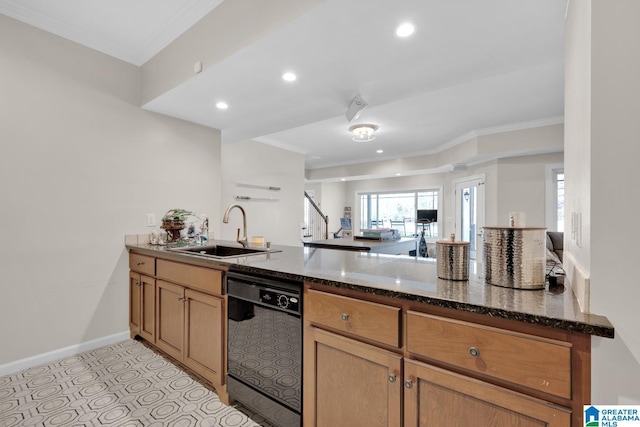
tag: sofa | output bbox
[546,231,563,264]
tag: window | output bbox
[555,172,564,232]
[545,164,564,232]
[359,190,439,237]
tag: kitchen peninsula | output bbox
[303,236,418,255]
[126,240,613,427]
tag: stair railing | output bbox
[303,191,329,241]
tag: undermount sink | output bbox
[168,244,280,259]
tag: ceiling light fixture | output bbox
[395,22,415,38]
[282,72,297,82]
[349,124,379,142]
[376,149,384,154]
[216,101,228,110]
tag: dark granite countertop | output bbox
[126,240,614,338]
[303,237,417,254]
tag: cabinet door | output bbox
[156,280,185,360]
[139,275,156,343]
[305,327,402,427]
[403,359,571,427]
[183,289,224,386]
[129,272,141,338]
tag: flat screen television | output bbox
[340,217,352,230]
[416,209,437,223]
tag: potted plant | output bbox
[161,209,192,242]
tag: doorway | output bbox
[454,176,485,260]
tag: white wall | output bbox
[564,0,592,279]
[583,0,640,405]
[570,0,640,404]
[496,153,565,227]
[0,15,221,365]
[320,182,348,234]
[221,140,304,247]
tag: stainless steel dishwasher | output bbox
[226,272,302,427]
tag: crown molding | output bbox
[0,0,222,66]
[137,0,224,66]
[304,116,565,171]
[429,115,565,156]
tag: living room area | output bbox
[304,123,565,263]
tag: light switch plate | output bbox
[146,213,156,227]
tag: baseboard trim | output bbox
[0,331,131,376]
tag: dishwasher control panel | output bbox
[259,288,300,313]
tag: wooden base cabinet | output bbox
[404,359,571,427]
[305,327,402,427]
[129,253,156,341]
[305,285,588,427]
[129,253,226,393]
[129,253,156,342]
[305,326,570,427]
[183,289,223,385]
[156,280,185,360]
[156,280,225,386]
[129,272,142,337]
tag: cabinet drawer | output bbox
[129,253,155,276]
[406,311,572,399]
[157,259,222,295]
[306,289,400,348]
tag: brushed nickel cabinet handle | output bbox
[469,347,480,357]
[404,379,413,389]
[388,374,396,383]
[341,313,349,321]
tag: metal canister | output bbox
[437,234,470,281]
[483,226,546,290]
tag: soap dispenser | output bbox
[199,215,209,245]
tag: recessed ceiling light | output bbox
[376,149,384,154]
[216,101,228,110]
[282,72,297,82]
[396,173,402,176]
[395,22,415,38]
[341,178,346,181]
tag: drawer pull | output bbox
[341,313,350,321]
[137,262,145,266]
[388,374,396,383]
[469,347,480,357]
[404,379,413,389]
[178,297,186,303]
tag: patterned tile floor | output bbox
[0,340,273,427]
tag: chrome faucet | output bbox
[223,204,248,247]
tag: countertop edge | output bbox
[126,244,615,339]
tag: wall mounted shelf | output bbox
[236,183,281,191]
[236,195,279,202]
